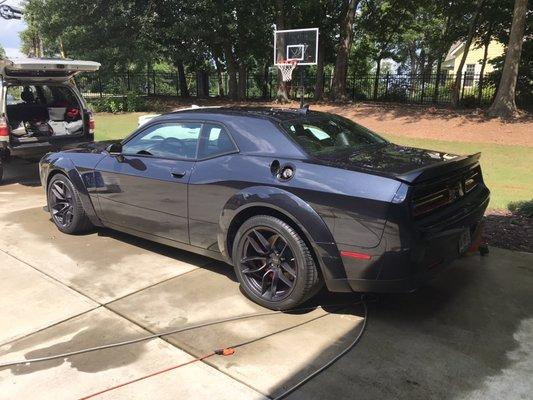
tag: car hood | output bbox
[62,140,120,154]
[312,143,478,184]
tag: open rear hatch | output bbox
[0,58,100,82]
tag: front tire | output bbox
[47,174,93,234]
[232,215,320,310]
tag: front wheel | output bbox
[232,215,321,310]
[47,174,93,234]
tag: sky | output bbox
[0,0,26,58]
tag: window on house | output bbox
[464,64,475,87]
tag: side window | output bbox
[198,124,237,158]
[123,122,202,159]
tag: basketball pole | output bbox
[299,66,305,109]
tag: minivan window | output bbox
[281,116,386,157]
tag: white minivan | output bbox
[0,58,100,183]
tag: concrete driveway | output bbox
[0,159,532,400]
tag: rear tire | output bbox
[47,174,93,234]
[232,215,320,310]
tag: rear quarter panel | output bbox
[188,153,401,251]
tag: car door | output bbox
[95,121,202,243]
[188,123,240,250]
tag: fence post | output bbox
[477,73,484,106]
[269,71,273,100]
[246,70,249,99]
[420,75,426,103]
[98,72,103,98]
[126,70,131,92]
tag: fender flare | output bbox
[217,186,348,286]
[46,157,102,227]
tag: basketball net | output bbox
[277,60,298,82]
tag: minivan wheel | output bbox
[232,215,320,310]
[47,174,93,234]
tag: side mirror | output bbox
[106,142,123,155]
[106,142,124,162]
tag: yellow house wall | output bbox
[443,40,505,75]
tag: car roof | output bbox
[163,106,330,123]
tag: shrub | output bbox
[88,93,147,113]
[508,200,533,218]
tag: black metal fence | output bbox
[77,70,497,107]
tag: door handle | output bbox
[171,171,187,179]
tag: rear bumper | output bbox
[324,185,489,294]
[1,135,94,160]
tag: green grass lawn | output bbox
[94,112,146,141]
[94,112,532,210]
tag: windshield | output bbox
[281,115,386,158]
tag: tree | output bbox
[0,44,6,59]
[330,0,359,101]
[451,0,485,107]
[488,0,529,118]
[360,0,415,100]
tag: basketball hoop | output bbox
[277,60,298,82]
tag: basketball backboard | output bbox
[274,28,319,66]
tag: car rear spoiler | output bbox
[394,153,481,184]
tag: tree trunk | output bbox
[452,0,485,107]
[223,43,238,100]
[197,70,209,98]
[176,61,189,98]
[433,54,443,104]
[213,53,225,97]
[275,0,289,103]
[262,64,269,100]
[433,14,452,104]
[477,24,493,104]
[373,57,382,100]
[331,0,359,101]
[314,36,325,100]
[488,0,527,118]
[238,63,247,100]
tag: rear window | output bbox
[281,116,386,158]
[6,85,78,106]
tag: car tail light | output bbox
[0,116,9,137]
[412,188,451,217]
[464,169,481,193]
[86,112,95,134]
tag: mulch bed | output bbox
[484,209,532,253]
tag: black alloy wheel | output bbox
[240,227,298,302]
[49,179,75,228]
[47,174,93,234]
[233,215,321,310]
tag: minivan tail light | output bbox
[87,112,95,134]
[0,116,9,137]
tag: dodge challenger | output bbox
[39,107,490,310]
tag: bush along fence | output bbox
[76,69,498,109]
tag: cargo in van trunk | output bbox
[6,84,85,143]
